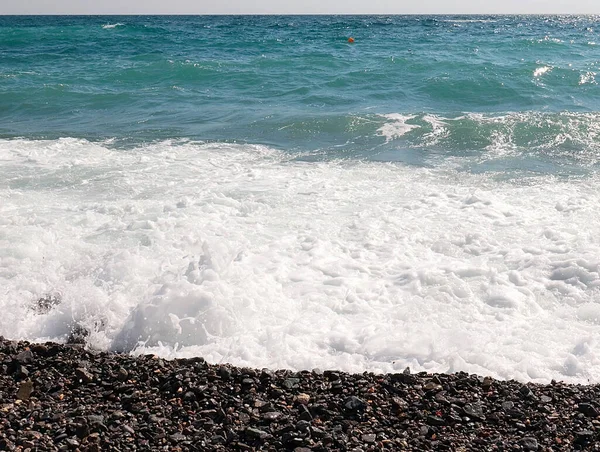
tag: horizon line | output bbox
[1,13,600,16]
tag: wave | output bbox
[1,110,599,173]
[102,23,125,30]
[371,111,600,169]
[441,19,498,23]
[1,138,600,382]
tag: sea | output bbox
[1,15,600,383]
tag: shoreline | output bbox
[1,338,599,450]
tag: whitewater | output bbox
[2,137,600,384]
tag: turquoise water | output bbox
[1,15,600,173]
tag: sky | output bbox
[1,0,598,15]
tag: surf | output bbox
[1,138,600,382]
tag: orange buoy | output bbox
[348,37,355,43]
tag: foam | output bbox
[533,66,552,77]
[441,19,498,23]
[2,138,600,383]
[376,114,419,142]
[580,71,597,85]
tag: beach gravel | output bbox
[1,337,600,450]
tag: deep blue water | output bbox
[1,15,600,172]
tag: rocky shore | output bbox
[1,337,599,451]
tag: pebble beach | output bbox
[2,337,599,451]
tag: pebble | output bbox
[16,350,34,364]
[117,367,129,381]
[283,378,300,389]
[296,420,310,431]
[424,381,442,391]
[15,364,29,379]
[75,367,93,383]
[520,436,538,450]
[463,402,485,420]
[169,432,186,442]
[65,438,80,448]
[344,396,367,411]
[16,380,33,401]
[501,401,514,410]
[245,427,270,440]
[30,344,48,355]
[427,415,446,426]
[211,434,226,444]
[87,415,105,424]
[578,402,599,417]
[262,411,282,421]
[362,433,376,443]
[295,393,310,405]
[218,366,231,380]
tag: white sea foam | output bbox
[442,19,498,23]
[2,138,600,383]
[102,23,124,29]
[421,114,449,145]
[533,66,552,77]
[580,71,597,85]
[376,114,419,142]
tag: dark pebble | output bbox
[211,434,226,444]
[283,378,300,389]
[117,367,129,381]
[501,400,514,410]
[577,402,599,417]
[15,364,29,379]
[262,411,282,421]
[575,429,594,445]
[87,415,105,424]
[246,427,270,440]
[296,420,310,431]
[427,415,446,426]
[65,438,80,448]
[169,432,186,442]
[519,385,535,399]
[75,367,93,383]
[343,396,367,411]
[463,402,485,420]
[520,436,538,450]
[29,343,49,355]
[362,433,376,443]
[54,433,68,442]
[16,349,34,364]
[218,366,231,380]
